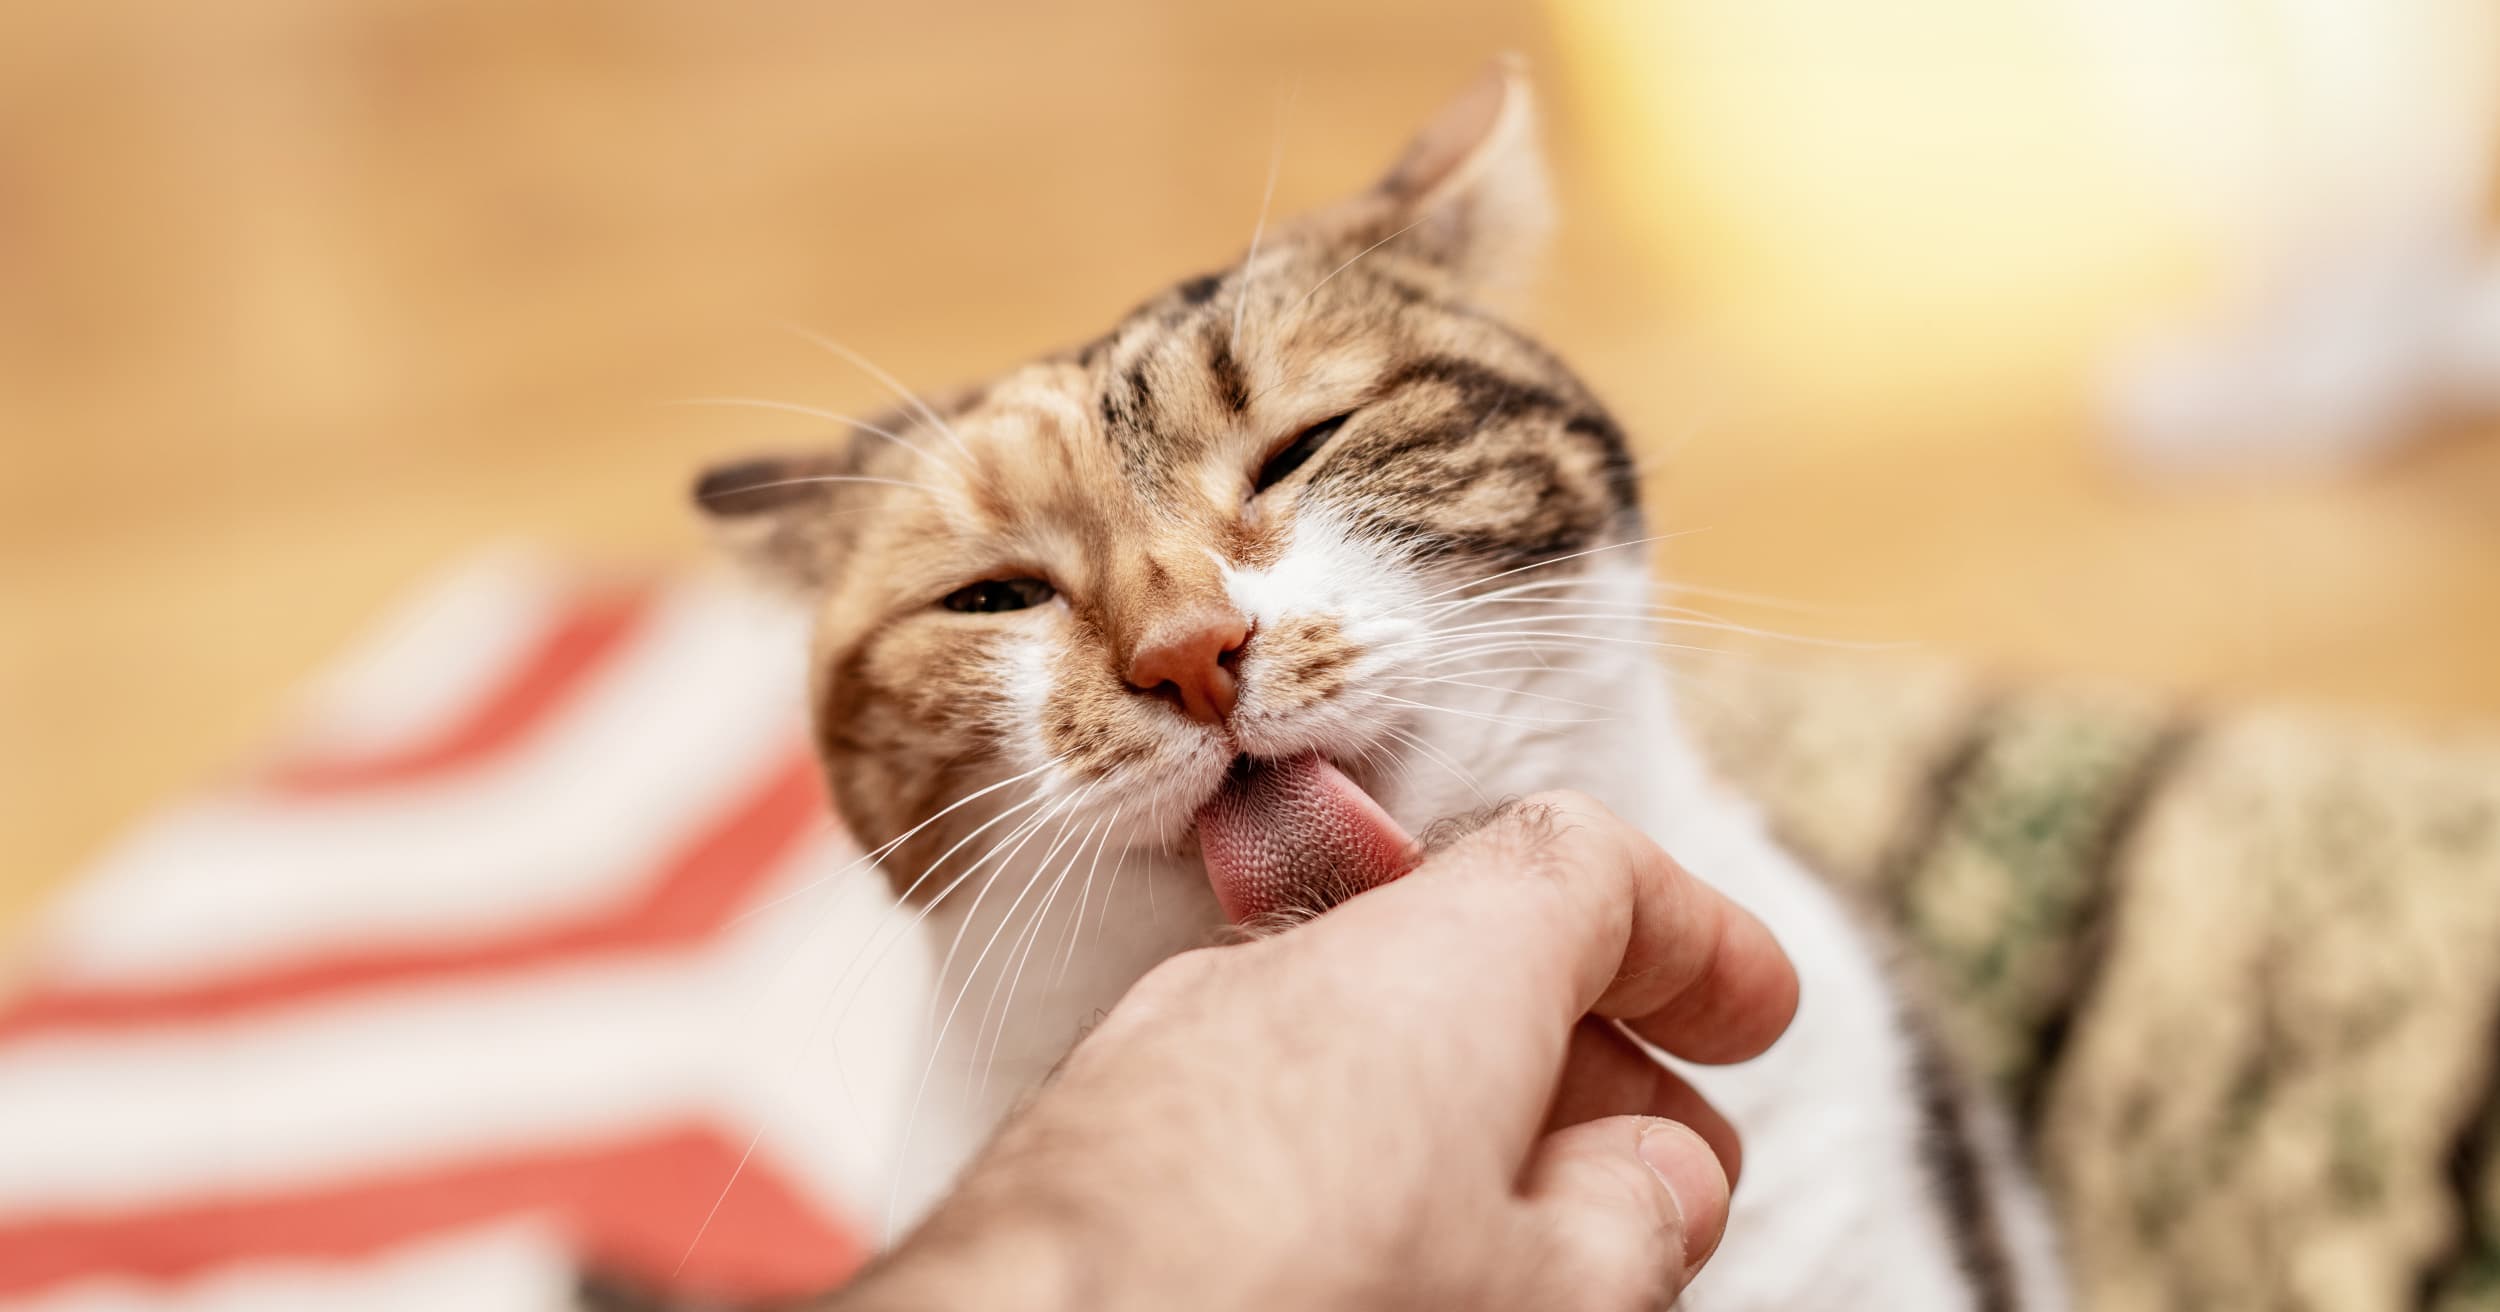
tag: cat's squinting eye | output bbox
[941,577,1056,614]
[1252,413,1353,494]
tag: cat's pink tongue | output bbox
[1195,753,1414,922]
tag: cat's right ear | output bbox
[1332,54,1555,289]
[691,451,843,592]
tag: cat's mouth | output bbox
[1193,752,1415,922]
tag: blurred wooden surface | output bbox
[3,0,2497,935]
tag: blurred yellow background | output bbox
[4,0,2497,935]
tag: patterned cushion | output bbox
[1688,661,2500,1312]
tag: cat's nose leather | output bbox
[1125,611,1248,725]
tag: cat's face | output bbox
[699,63,1643,897]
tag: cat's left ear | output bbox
[690,450,846,592]
[1345,54,1554,288]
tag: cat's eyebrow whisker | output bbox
[1283,210,1436,321]
[674,396,968,476]
[696,472,956,503]
[784,323,981,468]
[1231,87,1295,352]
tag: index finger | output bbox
[1305,791,1799,1064]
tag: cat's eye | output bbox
[1252,413,1353,494]
[941,577,1056,614]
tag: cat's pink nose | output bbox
[1125,611,1248,726]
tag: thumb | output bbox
[1518,1116,1729,1309]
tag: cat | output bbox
[696,58,2067,1310]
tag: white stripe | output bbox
[30,579,812,989]
[16,1220,577,1312]
[267,549,575,766]
[0,838,925,1225]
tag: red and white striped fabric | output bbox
[1,553,928,1310]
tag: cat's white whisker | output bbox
[674,396,966,476]
[1654,576,1852,615]
[972,820,1096,1104]
[1377,722,1488,804]
[881,786,1093,1241]
[1095,819,1143,939]
[1409,637,1799,715]
[1053,803,1127,987]
[1388,530,1703,614]
[827,783,1072,1043]
[1371,690,1609,727]
[1231,88,1295,352]
[1396,626,1726,660]
[672,1126,768,1280]
[918,785,1095,1033]
[957,792,1100,1089]
[1383,673,1618,713]
[964,787,1132,1108]
[1416,593,1900,651]
[691,766,1062,1269]
[732,756,1064,928]
[1284,211,1434,320]
[784,323,980,467]
[697,471,954,502]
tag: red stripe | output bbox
[0,1123,864,1301]
[264,585,655,796]
[0,749,831,1041]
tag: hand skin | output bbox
[824,791,1800,1312]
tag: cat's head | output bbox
[696,60,1644,899]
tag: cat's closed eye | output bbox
[1251,413,1354,494]
[941,577,1056,614]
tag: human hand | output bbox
[826,791,1799,1312]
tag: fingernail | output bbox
[1637,1121,1717,1273]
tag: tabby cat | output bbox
[697,58,2067,1310]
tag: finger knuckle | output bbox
[1549,1209,1680,1312]
[1129,945,1228,1001]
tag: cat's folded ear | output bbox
[1343,53,1554,289]
[691,451,845,592]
